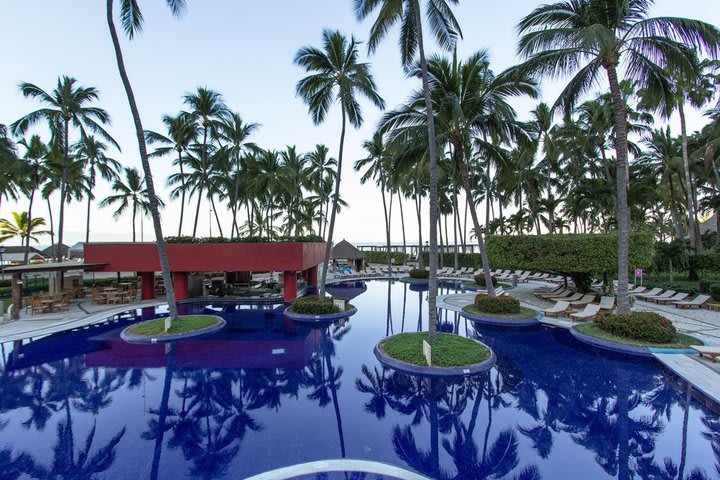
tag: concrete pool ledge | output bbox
[654,353,720,405]
[244,459,430,480]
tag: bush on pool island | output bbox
[474,293,520,314]
[473,274,496,287]
[290,296,345,315]
[409,269,430,279]
[593,312,677,343]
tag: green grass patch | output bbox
[463,304,538,319]
[575,323,703,349]
[464,282,511,289]
[379,332,490,367]
[400,276,428,282]
[127,315,221,336]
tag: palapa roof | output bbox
[331,240,365,260]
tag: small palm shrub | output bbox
[409,269,430,279]
[291,296,341,315]
[594,312,676,343]
[473,274,496,287]
[474,293,520,314]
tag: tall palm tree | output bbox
[11,76,117,262]
[100,167,159,242]
[74,135,121,242]
[216,113,260,237]
[295,29,385,298]
[16,135,49,263]
[355,131,394,272]
[0,212,49,245]
[355,0,461,335]
[106,0,185,324]
[146,112,198,236]
[307,144,337,238]
[511,0,720,314]
[0,125,18,206]
[183,87,228,236]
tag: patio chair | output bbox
[52,294,68,312]
[537,289,571,300]
[570,304,602,322]
[516,272,531,283]
[568,294,597,307]
[643,290,677,303]
[654,292,690,305]
[635,288,663,300]
[628,286,647,295]
[598,296,615,311]
[554,292,583,303]
[542,301,572,317]
[106,291,121,305]
[673,295,712,309]
[691,346,720,362]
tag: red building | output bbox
[84,241,325,302]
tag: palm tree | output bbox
[0,212,49,244]
[11,76,117,262]
[146,112,198,236]
[74,135,120,242]
[100,167,157,242]
[106,0,184,325]
[16,135,49,263]
[0,125,18,206]
[355,131,394,272]
[215,113,260,237]
[511,0,720,314]
[295,29,385,298]
[355,0,461,335]
[183,87,228,236]
[307,145,337,238]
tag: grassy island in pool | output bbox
[126,315,222,336]
[379,332,490,367]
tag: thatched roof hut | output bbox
[332,240,365,260]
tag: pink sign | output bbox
[635,268,643,277]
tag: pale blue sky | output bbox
[1,1,719,246]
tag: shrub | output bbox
[594,312,676,343]
[473,274,495,287]
[409,269,429,279]
[474,293,520,314]
[689,252,720,273]
[365,251,406,265]
[485,232,654,278]
[421,252,484,268]
[291,296,341,315]
[709,283,720,301]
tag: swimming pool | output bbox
[1,279,718,479]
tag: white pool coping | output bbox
[243,459,429,480]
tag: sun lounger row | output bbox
[632,286,714,309]
[541,295,615,321]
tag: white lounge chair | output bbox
[542,301,572,317]
[570,304,602,322]
[691,346,720,362]
[628,286,647,295]
[538,289,571,300]
[555,292,583,303]
[635,288,663,300]
[643,290,676,303]
[598,296,615,311]
[654,292,690,305]
[674,295,711,309]
[568,294,597,307]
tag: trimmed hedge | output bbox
[365,251,406,265]
[474,293,520,314]
[594,312,676,344]
[473,274,495,287]
[409,269,429,279]
[422,252,483,268]
[165,235,323,244]
[290,296,341,315]
[486,232,654,276]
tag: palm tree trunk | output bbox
[412,0,440,337]
[177,150,186,236]
[107,0,178,323]
[605,64,631,315]
[192,184,204,237]
[209,195,224,238]
[398,191,407,257]
[452,187,459,269]
[414,188,423,268]
[85,169,95,243]
[484,161,491,232]
[667,175,685,241]
[456,150,495,296]
[57,118,70,263]
[24,187,36,264]
[318,105,346,298]
[381,177,392,273]
[46,197,55,248]
[679,102,700,251]
[132,200,137,242]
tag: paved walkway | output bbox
[0,299,165,343]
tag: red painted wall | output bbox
[84,242,326,273]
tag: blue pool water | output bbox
[1,279,719,479]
